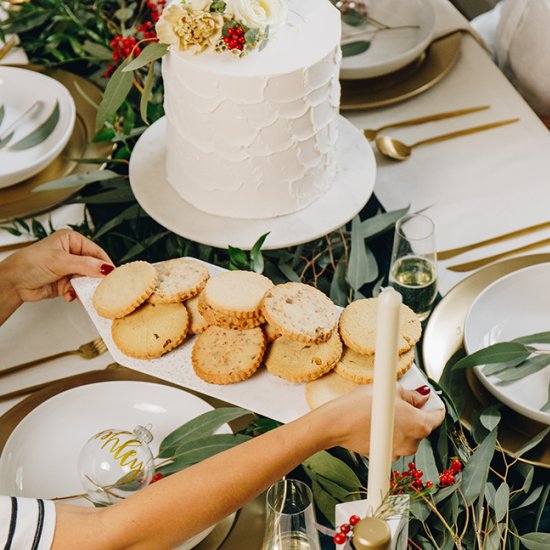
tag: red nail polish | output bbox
[69,290,76,300]
[100,264,115,275]
[415,385,431,396]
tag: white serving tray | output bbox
[72,260,444,423]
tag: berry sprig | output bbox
[147,0,166,23]
[223,25,246,51]
[390,461,434,495]
[439,458,462,487]
[151,472,163,483]
[333,515,361,546]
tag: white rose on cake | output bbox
[228,0,288,30]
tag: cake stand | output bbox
[129,116,376,250]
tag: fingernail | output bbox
[415,385,431,396]
[69,290,76,300]
[100,264,115,276]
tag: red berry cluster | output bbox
[111,35,140,63]
[223,26,246,51]
[333,514,360,545]
[151,472,163,484]
[439,458,462,487]
[147,0,166,23]
[137,21,157,40]
[390,462,433,494]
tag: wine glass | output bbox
[262,479,321,550]
[388,213,437,321]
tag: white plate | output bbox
[0,381,228,549]
[71,260,445,423]
[340,0,436,80]
[464,263,550,425]
[128,116,376,250]
[0,67,76,188]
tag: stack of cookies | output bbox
[305,298,422,409]
[93,259,210,358]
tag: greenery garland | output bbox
[2,2,549,548]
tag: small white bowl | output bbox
[340,0,436,80]
[0,67,76,188]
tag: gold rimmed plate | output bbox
[340,32,461,111]
[423,254,550,468]
[0,65,113,222]
[0,367,264,549]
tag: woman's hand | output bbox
[1,229,114,308]
[319,384,445,459]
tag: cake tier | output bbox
[162,0,342,219]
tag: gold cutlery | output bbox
[0,362,120,402]
[0,336,107,379]
[438,221,550,260]
[447,237,550,272]
[375,118,520,160]
[363,105,490,141]
[0,35,17,62]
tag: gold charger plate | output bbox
[0,367,264,549]
[423,254,550,468]
[340,32,461,111]
[0,65,113,222]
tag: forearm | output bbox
[0,256,23,325]
[53,408,336,550]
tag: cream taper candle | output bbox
[366,287,402,514]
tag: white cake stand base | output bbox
[129,115,376,250]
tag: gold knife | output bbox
[438,220,550,260]
[0,36,17,62]
[447,237,550,272]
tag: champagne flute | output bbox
[388,213,437,321]
[262,479,321,550]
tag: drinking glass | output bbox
[388,213,437,321]
[262,479,321,550]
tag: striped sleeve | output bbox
[0,496,56,550]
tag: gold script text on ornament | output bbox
[94,430,145,478]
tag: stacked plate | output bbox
[0,66,76,188]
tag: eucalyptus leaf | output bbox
[120,231,170,262]
[227,245,248,270]
[361,206,409,240]
[414,439,439,485]
[170,433,251,464]
[140,61,155,124]
[316,475,355,501]
[452,342,530,370]
[482,355,529,376]
[542,381,550,412]
[409,498,430,522]
[277,261,301,283]
[0,105,4,128]
[479,404,501,431]
[0,131,14,149]
[124,43,169,72]
[518,462,535,493]
[302,451,361,491]
[494,353,550,383]
[494,482,509,522]
[158,407,251,458]
[32,169,119,192]
[10,101,59,151]
[342,41,371,58]
[513,427,550,458]
[311,479,337,526]
[520,532,550,549]
[330,260,348,307]
[348,216,374,291]
[250,232,269,274]
[513,331,550,345]
[461,428,497,506]
[96,58,134,130]
[342,11,366,26]
[92,203,147,240]
[114,6,134,22]
[511,483,544,511]
[82,40,112,60]
[70,186,133,204]
[534,482,550,531]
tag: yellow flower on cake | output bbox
[156,3,223,53]
[228,0,288,30]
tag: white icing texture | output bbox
[162,0,342,219]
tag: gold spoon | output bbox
[375,118,520,160]
[363,105,490,141]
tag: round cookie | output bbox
[192,326,266,384]
[335,347,415,384]
[261,282,338,344]
[184,295,210,334]
[203,271,273,319]
[265,331,343,383]
[112,302,189,359]
[148,258,209,304]
[263,323,281,344]
[338,298,421,355]
[198,292,264,330]
[93,261,157,319]
[305,371,359,410]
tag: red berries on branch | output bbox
[223,26,245,51]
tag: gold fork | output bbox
[0,337,108,379]
[0,36,18,62]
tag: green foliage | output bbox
[341,41,371,58]
[9,101,60,150]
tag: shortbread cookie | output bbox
[335,347,415,384]
[192,326,266,384]
[93,261,157,319]
[184,295,209,334]
[198,292,264,330]
[261,282,338,344]
[306,371,359,410]
[265,331,343,383]
[148,258,209,304]
[263,323,281,343]
[112,302,189,359]
[203,271,274,318]
[338,298,421,355]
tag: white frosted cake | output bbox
[159,0,342,220]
